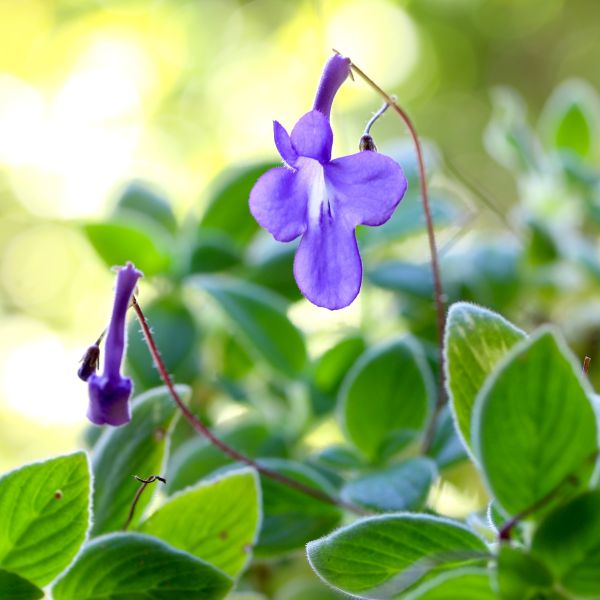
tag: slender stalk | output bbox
[123,474,166,530]
[131,297,364,515]
[345,57,446,451]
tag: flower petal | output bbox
[290,110,333,164]
[293,210,361,310]
[313,54,351,118]
[325,151,407,226]
[273,120,298,166]
[249,167,307,242]
[87,373,132,426]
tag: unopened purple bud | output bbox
[86,262,142,426]
[78,344,100,381]
[359,134,377,152]
[312,54,351,119]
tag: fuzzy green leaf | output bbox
[52,533,232,599]
[91,386,185,535]
[473,328,597,517]
[0,453,90,586]
[445,302,526,453]
[306,514,488,598]
[138,469,261,578]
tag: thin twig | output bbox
[342,55,446,451]
[123,474,166,531]
[131,296,364,515]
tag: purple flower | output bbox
[87,262,142,426]
[249,54,407,310]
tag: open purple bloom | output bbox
[87,262,142,426]
[249,54,407,309]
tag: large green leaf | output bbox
[190,276,306,377]
[91,386,185,535]
[52,533,232,599]
[472,328,597,517]
[311,335,366,416]
[0,570,43,600]
[341,458,437,513]
[138,468,261,578]
[255,459,342,556]
[496,546,554,600]
[532,490,600,597]
[306,514,488,598]
[199,162,277,247]
[445,302,526,452]
[0,453,90,586]
[167,421,286,494]
[404,569,497,600]
[340,337,434,461]
[83,221,173,276]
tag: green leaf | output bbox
[127,295,199,388]
[540,80,600,160]
[403,569,496,600]
[311,335,366,416]
[368,261,434,299]
[311,445,364,471]
[340,337,434,461]
[189,232,241,274]
[246,244,301,302]
[496,546,554,600]
[0,570,43,600]
[138,468,260,578]
[256,459,342,556]
[473,328,598,517]
[167,421,286,494]
[445,302,526,453]
[91,386,185,535]
[52,533,232,600]
[306,514,489,598]
[190,276,306,377]
[113,180,177,235]
[0,453,90,586]
[83,221,172,276]
[200,162,277,247]
[342,458,437,513]
[532,490,600,596]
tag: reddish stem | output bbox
[131,297,364,515]
[346,59,446,451]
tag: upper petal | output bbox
[249,167,307,242]
[325,151,407,227]
[312,54,351,119]
[273,120,298,167]
[291,110,333,164]
[293,209,362,310]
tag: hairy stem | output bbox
[345,57,446,451]
[131,297,364,515]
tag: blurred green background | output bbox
[1,0,600,474]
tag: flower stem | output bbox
[345,57,446,451]
[131,296,365,515]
